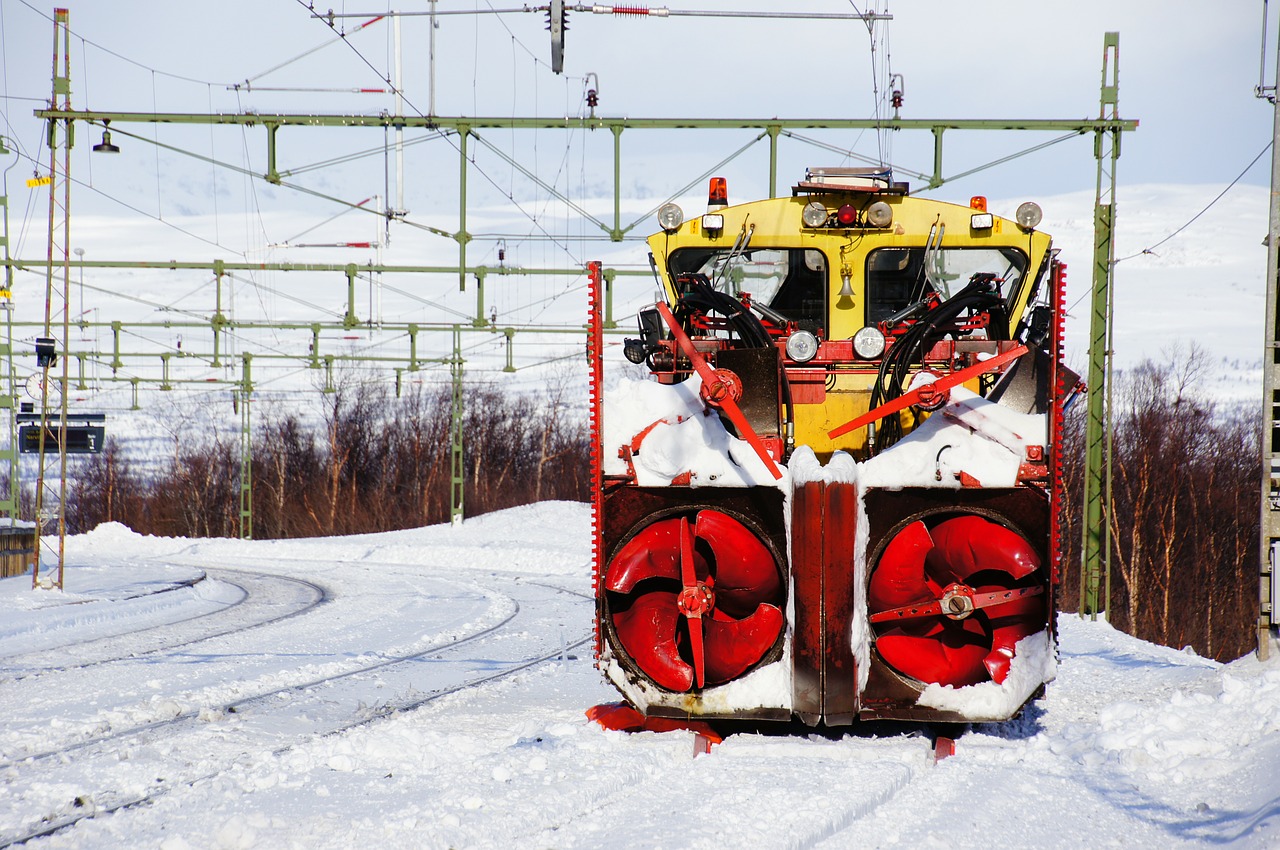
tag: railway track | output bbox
[0,574,590,848]
[0,570,328,677]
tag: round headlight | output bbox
[802,201,828,228]
[1015,201,1042,231]
[865,200,893,228]
[853,326,886,360]
[657,203,684,232]
[785,330,820,363]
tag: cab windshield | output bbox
[866,246,1028,324]
[669,247,827,334]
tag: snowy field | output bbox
[1,501,1277,849]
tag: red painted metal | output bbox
[790,482,826,722]
[789,481,859,723]
[869,515,1045,688]
[613,590,693,691]
[827,343,1029,439]
[1049,262,1068,587]
[933,736,956,762]
[605,517,694,592]
[703,604,784,682]
[912,370,950,411]
[869,585,1045,624]
[586,703,724,750]
[877,617,992,687]
[868,520,934,611]
[588,261,605,662]
[699,367,743,408]
[679,516,708,688]
[603,509,784,692]
[695,510,780,616]
[822,482,860,722]
[928,516,1040,582]
[654,302,783,480]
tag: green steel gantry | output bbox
[12,19,1134,586]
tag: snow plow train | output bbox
[590,169,1072,726]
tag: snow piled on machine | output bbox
[602,374,786,488]
[860,386,1045,489]
[603,374,1056,718]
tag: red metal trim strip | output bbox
[588,261,605,661]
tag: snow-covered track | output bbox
[0,570,327,677]
[0,579,515,770]
[0,577,590,848]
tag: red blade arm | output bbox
[655,302,783,480]
[679,516,706,689]
[869,585,1044,624]
[827,344,1029,440]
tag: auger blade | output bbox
[695,510,781,618]
[605,517,700,594]
[926,516,1041,585]
[979,585,1046,622]
[876,617,991,688]
[869,520,936,612]
[984,620,1042,684]
[612,590,693,692]
[703,603,784,685]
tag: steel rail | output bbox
[0,628,593,849]
[0,570,328,678]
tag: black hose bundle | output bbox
[868,275,1004,454]
[674,274,772,348]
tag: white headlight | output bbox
[785,330,819,363]
[1015,201,1043,231]
[802,201,828,228]
[853,326,886,359]
[657,203,684,232]
[970,212,994,230]
[702,213,725,231]
[865,200,893,228]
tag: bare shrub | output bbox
[1061,347,1260,661]
[64,378,590,540]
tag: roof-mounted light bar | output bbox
[794,166,909,197]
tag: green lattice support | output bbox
[449,326,464,525]
[238,353,253,540]
[1080,32,1123,617]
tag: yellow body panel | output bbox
[647,192,1053,458]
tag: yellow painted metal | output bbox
[647,190,1053,458]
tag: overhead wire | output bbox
[1113,140,1273,264]
[1066,140,1273,315]
[291,0,589,263]
[10,1,632,390]
[14,0,220,86]
[6,145,248,256]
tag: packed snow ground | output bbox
[0,502,1277,849]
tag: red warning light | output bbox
[836,204,857,227]
[970,196,988,212]
[708,177,728,209]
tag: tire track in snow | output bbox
[0,570,327,677]
[0,580,590,848]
